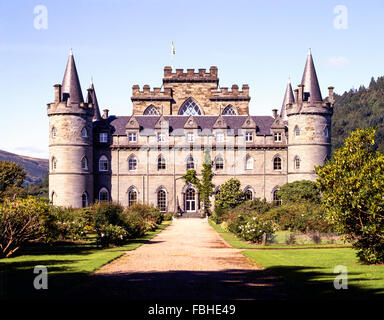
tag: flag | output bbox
[171,41,175,55]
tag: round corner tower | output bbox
[47,50,94,208]
[286,50,334,183]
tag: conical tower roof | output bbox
[280,78,294,120]
[61,49,84,104]
[86,78,102,121]
[301,49,322,103]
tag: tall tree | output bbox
[0,161,27,199]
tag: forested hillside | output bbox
[332,76,384,152]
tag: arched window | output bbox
[245,155,254,170]
[128,188,137,206]
[186,155,195,170]
[273,188,282,206]
[81,127,88,138]
[294,156,301,170]
[81,192,88,208]
[99,155,109,172]
[51,191,57,203]
[157,189,167,212]
[273,156,282,170]
[143,105,159,115]
[51,157,57,171]
[222,105,237,115]
[244,188,253,201]
[99,188,109,202]
[178,98,202,115]
[128,155,137,171]
[185,187,196,212]
[157,155,166,170]
[51,127,57,138]
[81,156,88,171]
[215,155,224,170]
[294,125,301,136]
[324,126,329,138]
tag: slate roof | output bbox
[301,49,322,103]
[61,49,84,105]
[109,115,275,136]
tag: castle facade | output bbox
[47,50,334,213]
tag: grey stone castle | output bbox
[47,49,334,212]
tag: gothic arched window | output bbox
[244,188,253,201]
[99,188,109,202]
[273,156,282,171]
[186,155,195,170]
[157,188,167,212]
[128,187,137,206]
[157,155,166,170]
[178,98,202,115]
[81,156,88,171]
[143,105,159,115]
[294,125,301,136]
[245,155,254,170]
[81,127,88,138]
[99,155,109,172]
[222,105,237,115]
[81,192,88,208]
[273,188,282,206]
[128,155,138,171]
[215,155,224,170]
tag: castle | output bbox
[47,49,334,213]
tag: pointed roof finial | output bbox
[301,49,322,103]
[69,47,73,55]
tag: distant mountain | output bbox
[0,149,48,185]
[332,76,384,153]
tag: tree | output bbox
[183,149,215,216]
[0,161,27,200]
[277,180,321,204]
[316,127,384,264]
[214,178,244,213]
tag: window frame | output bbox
[273,156,282,171]
[245,131,253,142]
[128,156,138,171]
[128,132,137,142]
[274,132,282,142]
[99,132,108,143]
[99,155,109,172]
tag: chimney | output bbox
[54,84,62,103]
[328,86,334,101]
[102,109,109,119]
[272,109,278,118]
[298,84,304,103]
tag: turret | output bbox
[286,50,333,182]
[47,49,94,208]
[280,78,294,121]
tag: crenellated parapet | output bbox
[131,85,172,101]
[210,84,250,101]
[163,66,218,83]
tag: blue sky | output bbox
[1,0,384,158]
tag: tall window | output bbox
[273,156,282,170]
[81,192,88,208]
[186,155,194,170]
[51,157,57,171]
[51,127,57,138]
[216,132,224,143]
[273,189,282,206]
[99,132,108,143]
[294,126,301,136]
[143,105,159,115]
[274,132,282,142]
[324,126,329,138]
[244,188,253,201]
[81,156,88,171]
[187,132,195,142]
[245,131,253,142]
[178,98,202,115]
[157,133,166,142]
[128,156,137,171]
[215,155,224,170]
[294,156,301,170]
[99,188,109,202]
[222,105,237,115]
[245,155,254,170]
[128,188,137,206]
[81,127,88,138]
[157,155,166,170]
[185,188,196,212]
[157,189,167,212]
[99,155,108,172]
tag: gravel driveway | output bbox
[70,218,287,300]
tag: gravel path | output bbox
[70,218,287,300]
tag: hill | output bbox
[0,149,48,185]
[332,76,384,152]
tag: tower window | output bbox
[157,189,167,212]
[178,98,202,115]
[186,155,195,170]
[81,127,88,138]
[81,156,88,171]
[324,126,329,138]
[215,156,224,170]
[51,157,57,171]
[294,156,301,170]
[99,132,108,143]
[273,156,282,170]
[81,192,88,208]
[245,131,253,142]
[274,132,282,142]
[294,126,301,136]
[99,188,109,202]
[99,155,109,172]
[51,127,57,138]
[128,156,138,171]
[157,155,166,170]
[143,105,159,115]
[222,105,237,115]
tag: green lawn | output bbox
[210,219,384,300]
[0,220,172,300]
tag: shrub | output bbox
[286,233,296,245]
[237,216,277,243]
[214,178,244,222]
[0,197,54,257]
[124,213,147,238]
[97,224,128,247]
[163,213,173,221]
[126,203,163,225]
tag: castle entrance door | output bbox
[185,188,196,212]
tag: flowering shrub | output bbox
[237,216,277,243]
[96,224,128,247]
[124,213,147,238]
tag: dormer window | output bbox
[216,132,224,143]
[187,132,195,142]
[157,133,166,142]
[274,132,282,142]
[128,133,137,142]
[99,132,108,143]
[245,131,253,142]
